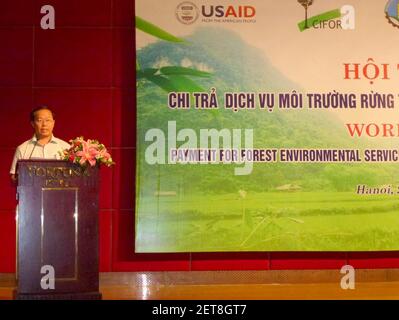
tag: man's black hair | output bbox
[29,106,55,122]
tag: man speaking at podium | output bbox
[9,106,70,183]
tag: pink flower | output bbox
[98,147,111,161]
[62,137,115,168]
[76,140,99,166]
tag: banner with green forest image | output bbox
[135,0,399,252]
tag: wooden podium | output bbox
[14,160,102,300]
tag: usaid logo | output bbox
[201,5,256,18]
[176,2,256,24]
[385,0,399,28]
[176,2,199,25]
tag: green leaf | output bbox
[145,75,177,92]
[142,74,207,93]
[160,66,212,78]
[136,68,158,80]
[136,16,185,43]
[167,75,206,92]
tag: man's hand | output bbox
[10,174,17,184]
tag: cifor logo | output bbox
[297,1,355,31]
[385,0,399,28]
[298,0,314,29]
[176,2,199,25]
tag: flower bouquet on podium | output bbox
[60,136,115,168]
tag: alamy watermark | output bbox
[40,265,55,290]
[144,121,254,175]
[340,264,355,290]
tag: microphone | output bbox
[28,141,38,159]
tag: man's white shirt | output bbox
[10,135,71,174]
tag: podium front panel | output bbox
[16,160,100,299]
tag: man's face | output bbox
[31,109,55,140]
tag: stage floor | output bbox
[1,270,399,300]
